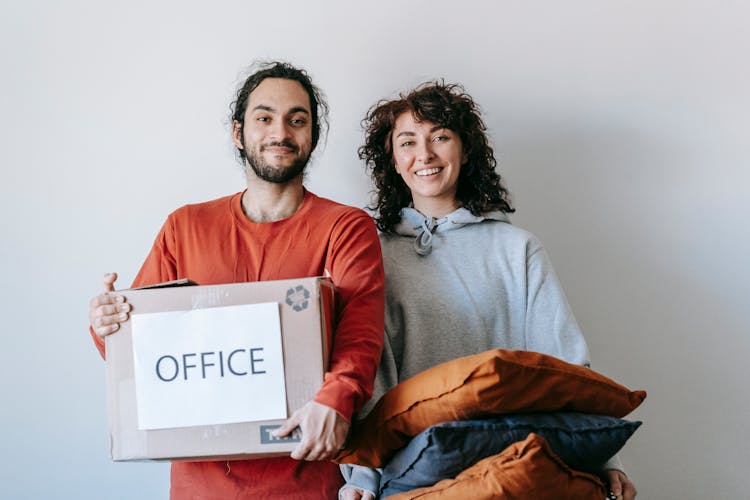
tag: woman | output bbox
[340,82,636,500]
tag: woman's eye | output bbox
[400,141,414,147]
[434,135,449,142]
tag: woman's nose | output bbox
[419,142,435,163]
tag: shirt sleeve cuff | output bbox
[314,377,359,422]
[339,464,381,499]
[603,453,625,474]
[89,326,106,359]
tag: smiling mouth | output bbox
[261,142,298,154]
[415,167,443,176]
[265,148,294,155]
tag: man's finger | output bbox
[95,303,131,317]
[94,323,120,338]
[97,304,118,316]
[89,295,128,331]
[103,272,118,292]
[90,293,125,309]
[309,442,332,461]
[272,412,301,438]
[93,313,128,328]
[290,437,313,461]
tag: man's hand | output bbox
[271,401,349,461]
[89,272,130,337]
[339,487,375,500]
[607,469,637,500]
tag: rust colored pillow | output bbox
[386,433,608,500]
[337,349,646,467]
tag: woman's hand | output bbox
[339,487,375,500]
[607,469,637,500]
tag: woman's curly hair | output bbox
[360,82,514,233]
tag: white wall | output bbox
[2,1,747,498]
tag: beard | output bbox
[245,141,310,184]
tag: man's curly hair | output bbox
[359,82,514,233]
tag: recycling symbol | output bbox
[285,285,310,312]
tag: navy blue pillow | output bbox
[379,412,641,498]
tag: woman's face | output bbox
[391,111,467,213]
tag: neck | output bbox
[412,196,461,220]
[242,174,305,223]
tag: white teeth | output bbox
[416,167,442,176]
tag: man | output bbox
[88,61,385,499]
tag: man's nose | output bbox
[268,119,291,142]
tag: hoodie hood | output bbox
[393,207,511,256]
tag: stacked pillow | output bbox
[337,349,646,467]
[379,413,641,497]
[335,349,646,498]
[385,433,609,500]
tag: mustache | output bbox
[260,141,299,153]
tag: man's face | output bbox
[233,78,314,183]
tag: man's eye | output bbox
[257,116,270,122]
[290,118,307,126]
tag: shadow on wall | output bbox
[493,118,746,498]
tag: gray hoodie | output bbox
[374,207,590,400]
[341,208,622,498]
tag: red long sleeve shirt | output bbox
[91,190,385,499]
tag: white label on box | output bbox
[131,302,287,430]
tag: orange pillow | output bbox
[337,349,646,467]
[386,433,608,500]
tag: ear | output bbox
[232,120,244,150]
[461,148,469,165]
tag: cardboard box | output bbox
[105,277,335,461]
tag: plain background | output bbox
[2,1,747,498]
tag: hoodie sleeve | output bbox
[524,237,590,366]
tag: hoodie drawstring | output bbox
[414,218,438,256]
